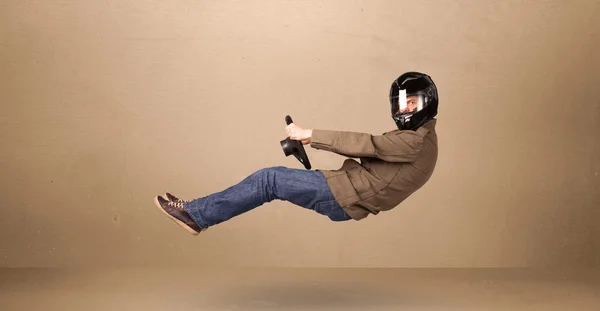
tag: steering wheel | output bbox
[280,115,312,170]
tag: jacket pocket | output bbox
[347,168,376,198]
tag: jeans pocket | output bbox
[314,199,352,222]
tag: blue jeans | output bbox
[183,166,353,229]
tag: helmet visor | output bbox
[390,90,427,117]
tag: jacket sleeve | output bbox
[309,129,424,162]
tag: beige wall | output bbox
[1,0,598,268]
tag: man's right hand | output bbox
[286,123,312,144]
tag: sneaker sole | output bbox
[154,196,200,236]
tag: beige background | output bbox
[1,0,598,269]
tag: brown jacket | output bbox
[310,119,438,220]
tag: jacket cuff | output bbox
[309,129,335,151]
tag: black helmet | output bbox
[389,72,438,131]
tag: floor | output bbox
[1,268,599,310]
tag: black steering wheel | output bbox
[280,115,312,170]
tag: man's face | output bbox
[399,95,420,113]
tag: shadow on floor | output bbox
[202,281,415,309]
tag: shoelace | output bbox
[167,194,191,204]
[167,201,184,210]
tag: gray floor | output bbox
[1,268,599,310]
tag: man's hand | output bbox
[286,123,313,145]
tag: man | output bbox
[154,71,439,235]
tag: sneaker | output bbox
[154,196,203,235]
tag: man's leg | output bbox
[156,166,352,234]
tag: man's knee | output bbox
[248,167,287,202]
[253,166,287,178]
[249,166,284,187]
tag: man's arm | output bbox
[309,129,424,162]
